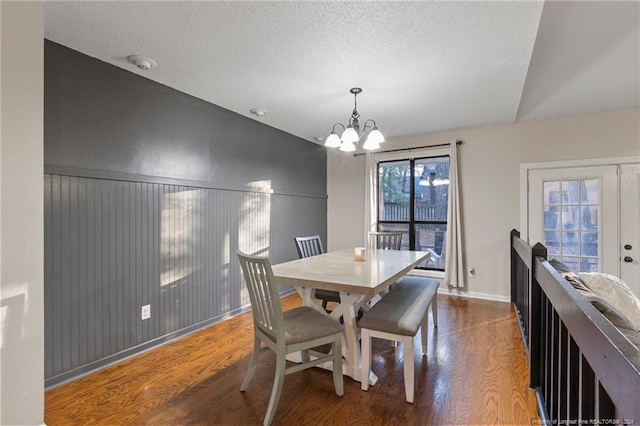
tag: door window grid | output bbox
[543,179,600,272]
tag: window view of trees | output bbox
[377,156,450,270]
[543,179,600,272]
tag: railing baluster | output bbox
[582,354,595,420]
[558,320,568,422]
[568,336,579,420]
[598,382,615,421]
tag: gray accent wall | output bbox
[44,41,327,387]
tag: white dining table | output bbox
[271,247,430,385]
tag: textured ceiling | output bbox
[44,1,639,144]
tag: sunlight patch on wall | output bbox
[160,189,204,287]
[0,282,28,348]
[238,182,272,306]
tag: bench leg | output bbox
[402,335,415,403]
[432,296,438,327]
[361,328,371,391]
[420,315,428,355]
[420,297,437,355]
[332,338,344,396]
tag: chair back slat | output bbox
[368,231,402,250]
[237,251,283,338]
[295,235,324,258]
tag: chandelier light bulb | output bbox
[324,132,342,148]
[341,126,359,144]
[362,134,381,150]
[367,127,385,144]
[339,140,356,152]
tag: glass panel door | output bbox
[529,166,618,275]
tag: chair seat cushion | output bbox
[283,306,343,344]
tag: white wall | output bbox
[328,108,640,301]
[327,149,367,248]
[0,2,45,424]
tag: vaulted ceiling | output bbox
[44,1,639,144]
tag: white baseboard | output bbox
[407,271,511,303]
[437,287,510,303]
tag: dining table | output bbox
[271,247,430,385]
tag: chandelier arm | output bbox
[331,123,346,133]
[362,119,377,132]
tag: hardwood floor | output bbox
[45,294,539,425]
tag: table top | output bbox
[272,248,430,296]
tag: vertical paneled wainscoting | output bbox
[44,173,326,388]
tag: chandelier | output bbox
[324,88,385,152]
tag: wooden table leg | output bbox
[339,292,378,385]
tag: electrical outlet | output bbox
[141,304,151,320]
[468,268,476,278]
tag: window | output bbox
[543,179,600,272]
[377,156,450,270]
[527,164,618,277]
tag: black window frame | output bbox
[376,155,450,271]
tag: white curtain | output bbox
[444,140,465,288]
[363,153,377,243]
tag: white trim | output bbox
[520,155,640,171]
[407,271,509,303]
[519,165,529,241]
[438,287,510,303]
[519,155,640,240]
[408,269,445,280]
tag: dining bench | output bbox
[359,276,439,403]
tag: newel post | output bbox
[528,242,547,388]
[510,229,520,304]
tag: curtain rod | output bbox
[352,139,463,157]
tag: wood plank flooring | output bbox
[45,294,539,425]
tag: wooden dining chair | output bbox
[294,235,341,310]
[368,231,403,250]
[367,232,404,307]
[294,234,324,258]
[237,250,344,426]
[425,231,447,269]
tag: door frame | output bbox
[519,155,640,242]
[619,163,640,294]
